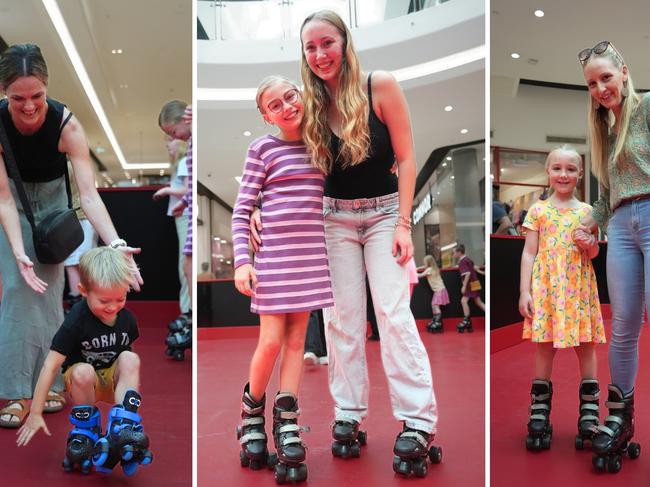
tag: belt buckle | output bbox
[353,200,361,210]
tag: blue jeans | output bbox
[322,193,437,433]
[607,199,650,395]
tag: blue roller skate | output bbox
[62,405,101,474]
[92,390,153,476]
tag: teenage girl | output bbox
[232,75,334,483]
[519,146,605,451]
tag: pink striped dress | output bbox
[232,134,334,314]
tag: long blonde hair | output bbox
[300,10,370,174]
[584,45,640,188]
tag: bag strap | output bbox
[0,111,75,234]
[0,115,38,233]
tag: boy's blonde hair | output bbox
[79,247,132,291]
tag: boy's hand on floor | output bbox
[16,414,50,447]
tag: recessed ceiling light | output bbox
[111,49,123,54]
[243,130,252,137]
[444,105,453,112]
[119,84,128,89]
[460,128,469,134]
[442,162,447,167]
[451,176,455,180]
[534,10,544,17]
[446,156,452,161]
[511,53,521,59]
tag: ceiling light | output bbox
[534,10,544,17]
[451,175,455,180]
[511,53,521,59]
[119,84,128,89]
[95,146,105,154]
[41,1,169,171]
[243,130,252,137]
[444,105,453,112]
[442,162,447,167]
[446,156,452,161]
[198,45,486,101]
[460,128,469,134]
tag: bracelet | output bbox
[109,238,127,249]
[397,215,412,225]
[395,221,412,232]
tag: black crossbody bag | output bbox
[0,113,83,264]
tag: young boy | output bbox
[16,247,152,476]
[453,244,485,333]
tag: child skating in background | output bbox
[232,75,334,483]
[453,244,485,332]
[418,255,450,333]
[16,247,152,476]
[519,146,605,451]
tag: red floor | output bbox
[198,318,485,486]
[0,302,191,486]
[491,318,650,487]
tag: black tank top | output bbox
[0,98,71,182]
[324,72,398,199]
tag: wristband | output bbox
[109,238,127,249]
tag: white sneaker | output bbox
[318,356,329,365]
[303,352,318,365]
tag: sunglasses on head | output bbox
[578,40,624,66]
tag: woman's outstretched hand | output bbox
[116,246,144,291]
[15,253,47,293]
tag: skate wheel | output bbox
[287,464,307,482]
[267,452,278,469]
[592,454,606,471]
[141,449,153,465]
[81,459,92,474]
[121,444,135,461]
[165,347,174,357]
[413,457,428,478]
[239,450,250,467]
[627,442,641,459]
[358,430,367,446]
[173,350,184,361]
[575,436,584,450]
[62,457,73,472]
[393,456,411,475]
[525,436,536,451]
[429,445,443,464]
[541,434,551,450]
[92,437,109,466]
[350,442,361,458]
[274,462,287,484]
[607,455,621,473]
[332,441,342,457]
[122,461,138,477]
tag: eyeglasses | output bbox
[266,89,299,114]
[578,40,624,66]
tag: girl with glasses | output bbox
[232,75,334,483]
[575,40,647,472]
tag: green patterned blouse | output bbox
[592,92,650,230]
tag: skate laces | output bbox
[398,429,430,449]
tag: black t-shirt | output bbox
[51,300,139,372]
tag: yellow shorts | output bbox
[63,360,119,404]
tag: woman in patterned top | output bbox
[575,40,650,471]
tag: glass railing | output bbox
[198,0,449,41]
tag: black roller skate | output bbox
[591,384,640,473]
[525,379,553,451]
[331,419,367,458]
[272,392,308,484]
[392,424,442,478]
[165,312,192,361]
[575,379,600,450]
[62,405,101,474]
[93,390,153,476]
[457,317,473,333]
[237,384,274,470]
[426,314,443,333]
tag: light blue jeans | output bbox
[606,198,650,395]
[322,193,438,433]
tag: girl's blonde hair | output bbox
[583,45,640,189]
[255,75,299,114]
[158,100,188,127]
[80,247,132,291]
[424,255,441,277]
[299,10,370,174]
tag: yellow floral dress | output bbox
[522,200,606,348]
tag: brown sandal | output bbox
[0,399,30,428]
[43,391,66,413]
